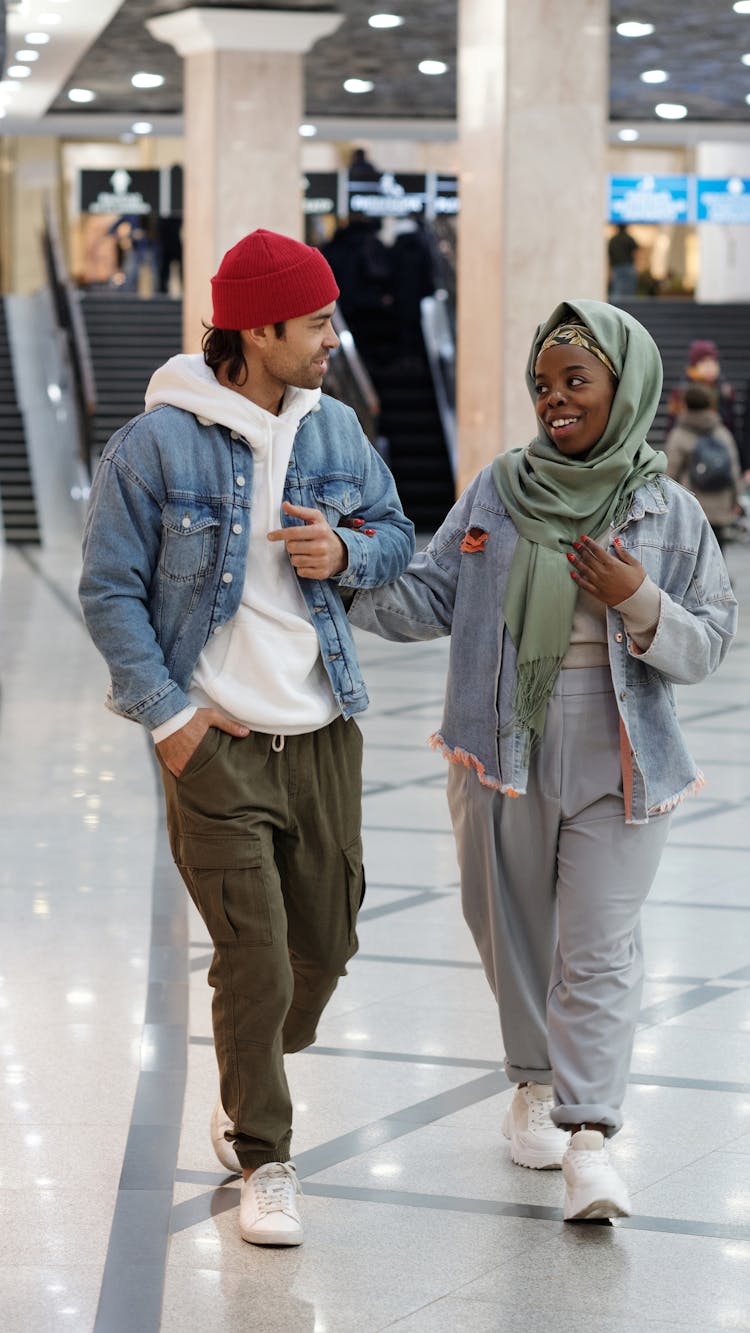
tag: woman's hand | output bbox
[566,534,646,606]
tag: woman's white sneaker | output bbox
[562,1130,631,1221]
[210,1100,242,1174]
[240,1162,303,1246]
[501,1083,569,1169]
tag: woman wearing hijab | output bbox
[349,300,737,1220]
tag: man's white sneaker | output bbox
[501,1083,569,1169]
[239,1162,303,1246]
[210,1100,241,1174]
[562,1129,631,1221]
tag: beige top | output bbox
[562,532,662,667]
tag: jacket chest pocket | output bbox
[160,502,220,582]
[310,480,362,525]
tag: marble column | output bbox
[147,6,343,351]
[456,0,608,491]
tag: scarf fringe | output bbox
[428,732,523,796]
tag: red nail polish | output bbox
[364,528,375,536]
[566,552,575,562]
[352,518,364,527]
[573,541,581,550]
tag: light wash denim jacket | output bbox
[79,397,415,729]
[350,466,737,823]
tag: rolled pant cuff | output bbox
[504,1059,553,1085]
[551,1104,622,1138]
[236,1139,293,1171]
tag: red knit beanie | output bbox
[211,229,339,329]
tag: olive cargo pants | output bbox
[159,716,364,1170]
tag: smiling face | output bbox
[257,304,340,391]
[533,343,617,458]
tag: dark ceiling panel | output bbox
[46,0,750,124]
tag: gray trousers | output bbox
[447,665,670,1136]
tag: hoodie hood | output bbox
[144,353,321,449]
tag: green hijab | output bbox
[492,298,667,759]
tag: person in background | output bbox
[607,224,638,300]
[348,299,736,1222]
[664,383,742,549]
[78,229,414,1249]
[667,339,738,439]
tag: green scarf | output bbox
[492,298,667,759]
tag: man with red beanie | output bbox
[79,229,414,1247]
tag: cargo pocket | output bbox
[175,833,272,946]
[343,836,366,949]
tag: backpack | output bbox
[688,432,734,493]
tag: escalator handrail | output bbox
[41,202,97,473]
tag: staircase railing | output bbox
[41,203,97,477]
[420,289,457,478]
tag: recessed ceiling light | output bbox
[733,1,750,12]
[15,51,40,62]
[618,128,640,141]
[616,21,655,37]
[7,66,32,79]
[24,33,51,45]
[131,121,153,135]
[131,72,165,89]
[368,14,404,28]
[746,93,750,104]
[640,69,668,83]
[742,54,750,65]
[343,78,374,94]
[68,88,95,103]
[655,103,687,119]
[418,60,448,75]
[298,123,317,137]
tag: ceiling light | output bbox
[640,69,668,83]
[24,33,51,45]
[655,103,687,119]
[0,109,6,120]
[368,14,404,28]
[343,78,374,93]
[131,72,164,89]
[67,88,95,103]
[418,60,448,75]
[131,121,153,135]
[298,123,317,137]
[733,1,750,11]
[7,66,32,78]
[616,21,655,37]
[742,54,750,64]
[618,128,640,141]
[15,50,40,62]
[746,94,750,104]
[0,81,22,95]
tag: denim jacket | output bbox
[349,466,737,823]
[79,396,415,729]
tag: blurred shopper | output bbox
[349,300,737,1221]
[607,224,638,300]
[390,215,436,359]
[79,229,414,1248]
[667,338,738,438]
[664,384,741,548]
[321,216,393,331]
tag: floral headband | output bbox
[537,320,617,379]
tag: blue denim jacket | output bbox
[350,466,737,823]
[79,396,415,729]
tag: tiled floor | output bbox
[1,526,749,1333]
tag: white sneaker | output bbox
[501,1083,569,1169]
[239,1162,303,1246]
[210,1100,241,1174]
[562,1129,631,1221]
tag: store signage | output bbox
[696,176,750,224]
[80,168,160,216]
[608,175,691,224]
[348,172,428,218]
[303,173,338,218]
[434,175,460,215]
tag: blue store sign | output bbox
[696,176,750,224]
[609,175,691,224]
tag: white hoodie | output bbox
[145,354,339,741]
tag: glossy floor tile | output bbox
[1,529,749,1332]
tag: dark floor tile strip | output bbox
[638,983,738,1026]
[629,1072,750,1094]
[300,1183,750,1241]
[94,767,188,1333]
[647,899,750,912]
[15,545,86,623]
[306,1045,505,1072]
[358,891,451,922]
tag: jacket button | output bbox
[615,631,624,643]
[620,690,627,701]
[236,475,246,487]
[222,572,233,584]
[213,625,223,636]
[181,516,191,529]
[232,523,242,535]
[230,431,239,440]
